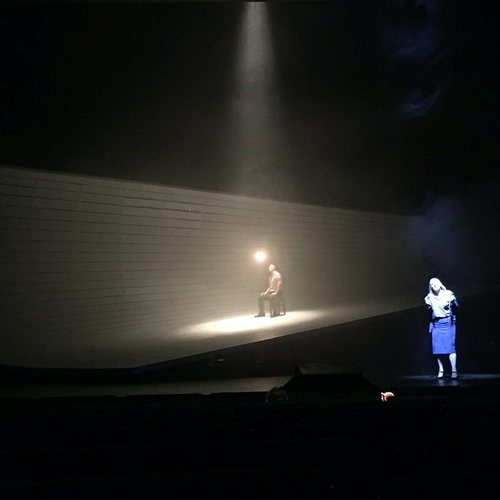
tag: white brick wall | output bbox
[0,165,426,367]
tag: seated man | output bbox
[255,264,283,318]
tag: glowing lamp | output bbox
[255,251,267,262]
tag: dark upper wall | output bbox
[0,1,498,215]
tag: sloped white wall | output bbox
[0,166,426,367]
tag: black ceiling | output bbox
[1,1,498,214]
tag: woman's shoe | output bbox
[451,371,458,379]
[437,371,444,379]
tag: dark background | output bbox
[1,0,498,216]
[1,6,500,497]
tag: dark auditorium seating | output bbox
[1,388,500,499]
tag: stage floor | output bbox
[2,295,421,370]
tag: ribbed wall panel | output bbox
[0,165,426,367]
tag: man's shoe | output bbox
[254,313,265,317]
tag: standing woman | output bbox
[424,278,459,379]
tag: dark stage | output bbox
[1,1,499,498]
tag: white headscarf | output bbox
[428,277,446,293]
[425,277,456,311]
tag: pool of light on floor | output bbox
[181,310,329,336]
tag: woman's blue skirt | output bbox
[430,317,456,354]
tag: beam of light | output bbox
[238,2,275,90]
[230,3,291,197]
[235,2,276,132]
[254,250,267,262]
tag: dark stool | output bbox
[272,295,286,316]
